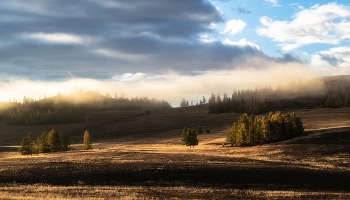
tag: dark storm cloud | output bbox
[0,0,302,81]
[319,53,344,67]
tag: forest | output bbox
[0,92,171,125]
[208,78,350,114]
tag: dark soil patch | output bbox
[1,154,350,192]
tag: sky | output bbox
[0,0,349,106]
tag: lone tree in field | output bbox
[83,130,92,150]
[182,127,198,148]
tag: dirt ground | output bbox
[0,107,350,199]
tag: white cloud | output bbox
[220,19,246,35]
[222,38,260,50]
[310,46,350,75]
[257,3,350,51]
[23,32,89,45]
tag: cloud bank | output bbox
[0,0,303,82]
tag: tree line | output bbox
[323,80,350,108]
[208,79,350,114]
[19,129,93,155]
[226,111,304,146]
[0,92,172,125]
[0,101,86,125]
[86,92,172,110]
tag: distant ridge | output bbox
[312,75,350,82]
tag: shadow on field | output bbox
[283,131,350,157]
[1,158,350,192]
[0,146,18,153]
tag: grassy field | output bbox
[0,106,350,199]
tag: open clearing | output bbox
[0,107,350,199]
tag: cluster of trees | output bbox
[19,129,93,155]
[19,129,69,155]
[181,125,202,147]
[226,111,303,146]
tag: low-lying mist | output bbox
[0,62,324,107]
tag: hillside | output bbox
[1,105,350,147]
[1,105,350,199]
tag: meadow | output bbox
[0,106,350,199]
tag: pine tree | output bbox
[83,130,92,150]
[185,129,198,148]
[47,129,62,152]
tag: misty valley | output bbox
[0,76,350,199]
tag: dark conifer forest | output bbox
[0,91,171,125]
[208,77,350,114]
